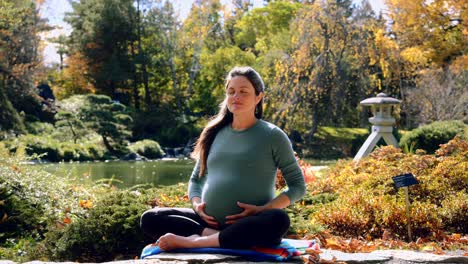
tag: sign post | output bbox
[392,173,418,242]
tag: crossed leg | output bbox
[141,208,290,251]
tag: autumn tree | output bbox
[267,0,357,141]
[386,0,466,68]
[52,51,95,99]
[0,0,49,132]
[386,0,467,126]
[65,0,136,102]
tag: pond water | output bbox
[36,159,334,189]
[36,159,195,189]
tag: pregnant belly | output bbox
[201,182,272,226]
[202,189,243,225]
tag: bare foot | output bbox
[158,233,200,251]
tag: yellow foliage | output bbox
[53,52,95,99]
[449,55,468,73]
[401,47,430,66]
[79,199,93,209]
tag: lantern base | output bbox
[353,125,399,161]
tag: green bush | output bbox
[18,134,61,162]
[77,142,106,161]
[41,190,152,262]
[4,134,109,162]
[286,192,336,236]
[399,120,466,154]
[25,121,55,135]
[0,148,89,247]
[128,139,165,159]
[39,184,195,262]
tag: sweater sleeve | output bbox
[270,127,306,204]
[188,159,206,200]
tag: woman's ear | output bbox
[256,92,264,104]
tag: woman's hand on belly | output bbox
[193,199,219,228]
[224,202,265,224]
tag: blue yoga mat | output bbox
[141,238,315,262]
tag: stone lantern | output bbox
[354,93,401,161]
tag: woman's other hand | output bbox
[224,202,265,224]
[192,198,219,228]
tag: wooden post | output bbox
[404,187,413,242]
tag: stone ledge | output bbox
[373,250,468,263]
[7,250,468,264]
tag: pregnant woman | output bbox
[140,66,305,251]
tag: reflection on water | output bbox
[34,159,334,189]
[35,159,195,189]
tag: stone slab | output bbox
[374,250,468,263]
[11,249,468,264]
[319,249,391,263]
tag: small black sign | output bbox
[392,173,418,188]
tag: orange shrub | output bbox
[310,137,467,240]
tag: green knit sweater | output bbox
[188,119,306,225]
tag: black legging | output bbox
[140,207,290,249]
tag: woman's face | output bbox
[226,76,263,116]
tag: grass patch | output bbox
[300,126,369,159]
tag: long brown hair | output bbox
[191,66,265,177]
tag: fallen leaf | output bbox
[382,229,391,241]
[319,256,337,263]
[79,199,93,208]
[360,243,376,253]
[416,237,430,244]
[421,245,434,251]
[63,217,72,224]
[325,238,343,250]
[303,252,320,264]
[10,165,21,172]
[160,194,169,201]
[432,245,445,255]
[349,239,361,252]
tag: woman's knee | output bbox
[263,209,290,229]
[140,209,157,231]
[140,208,170,231]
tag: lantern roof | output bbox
[360,93,401,105]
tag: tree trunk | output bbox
[306,104,319,144]
[135,0,150,110]
[131,42,140,110]
[102,135,115,154]
[110,79,116,100]
[169,56,181,110]
[67,120,78,143]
